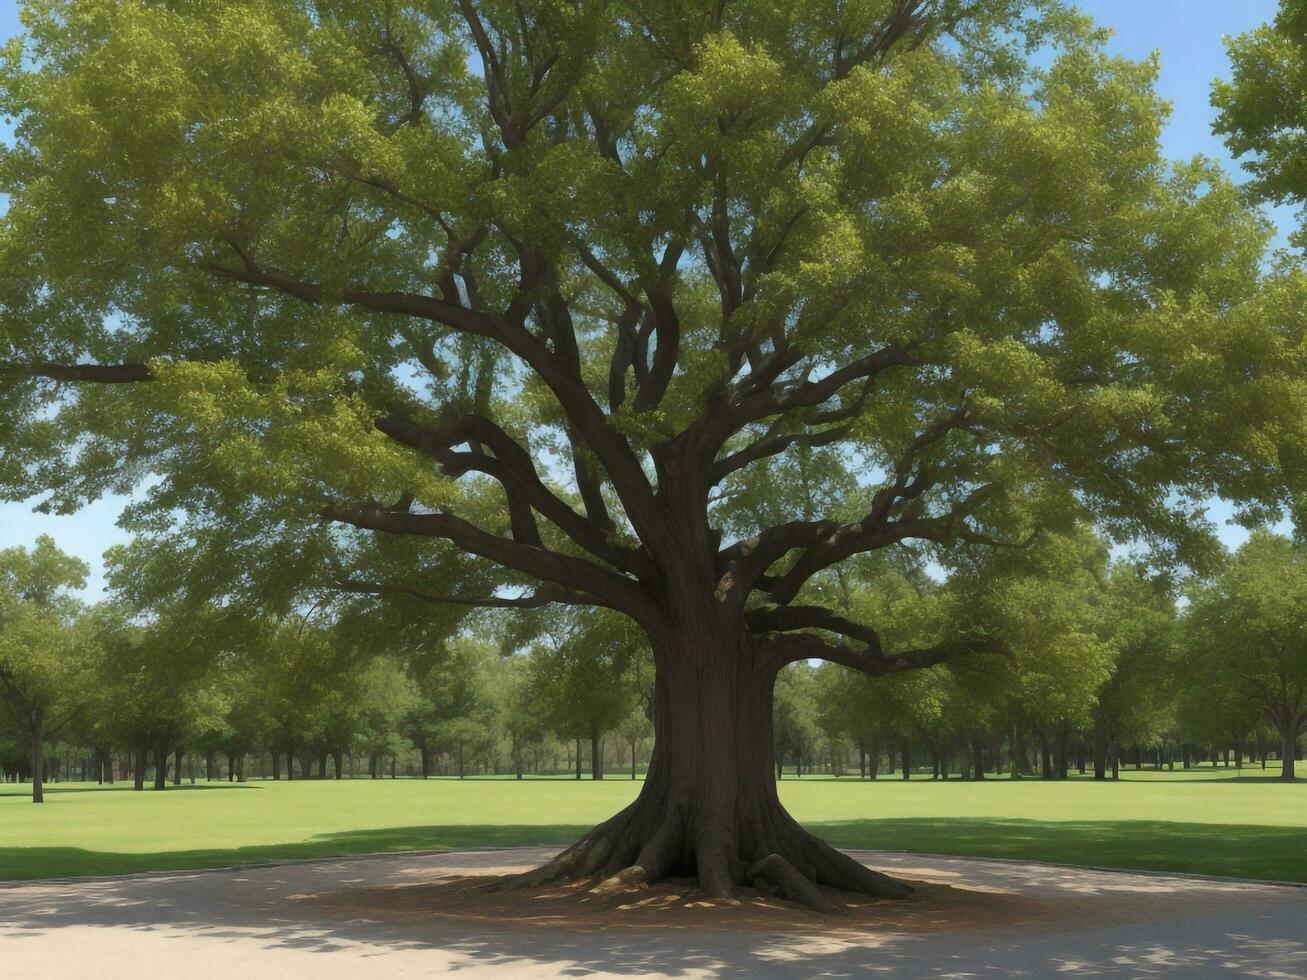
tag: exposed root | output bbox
[748,853,844,914]
[487,797,914,910]
[695,828,739,900]
[589,865,650,897]
[486,807,634,892]
[632,810,683,883]
[799,835,915,899]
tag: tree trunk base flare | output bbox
[490,802,910,910]
[490,731,912,910]
[486,625,916,913]
[487,815,910,915]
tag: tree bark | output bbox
[502,627,912,907]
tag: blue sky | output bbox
[0,0,1293,596]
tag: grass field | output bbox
[3,768,1305,884]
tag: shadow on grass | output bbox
[3,817,1306,885]
[0,824,592,883]
[812,817,1307,882]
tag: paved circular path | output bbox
[2,847,1305,978]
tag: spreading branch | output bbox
[321,499,656,624]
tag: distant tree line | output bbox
[4,526,1306,802]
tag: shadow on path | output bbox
[1,848,1305,978]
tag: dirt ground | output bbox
[2,846,1306,978]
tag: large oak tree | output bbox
[3,0,1307,905]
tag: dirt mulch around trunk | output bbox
[295,869,1060,936]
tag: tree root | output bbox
[588,865,650,897]
[748,853,844,914]
[486,803,643,892]
[485,799,914,910]
[798,834,915,899]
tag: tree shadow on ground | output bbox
[0,824,592,882]
[1,844,1306,979]
[811,818,1307,882]
[3,817,1306,884]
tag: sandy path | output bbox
[2,846,1305,978]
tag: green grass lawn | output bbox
[2,767,1304,884]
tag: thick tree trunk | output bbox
[135,746,147,791]
[173,746,183,786]
[503,628,911,908]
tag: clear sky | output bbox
[0,0,1293,596]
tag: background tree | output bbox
[0,536,92,802]
[615,705,654,781]
[1185,532,1307,781]
[355,655,418,779]
[1090,565,1177,779]
[97,607,217,790]
[3,0,1307,905]
[772,662,819,778]
[526,610,641,780]
[815,664,885,779]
